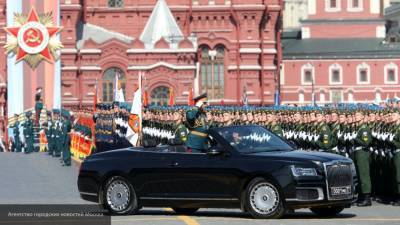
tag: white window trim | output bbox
[384,63,398,84]
[357,63,371,85]
[301,63,315,85]
[319,91,326,104]
[301,27,310,39]
[280,63,285,85]
[375,91,382,102]
[325,0,341,12]
[347,91,355,103]
[329,63,343,85]
[299,91,305,104]
[347,0,363,12]
[330,90,344,103]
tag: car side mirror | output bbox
[207,146,223,156]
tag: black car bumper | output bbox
[283,177,358,209]
[78,172,101,203]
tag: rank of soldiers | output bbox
[142,104,400,207]
[93,102,132,152]
[8,108,72,166]
[70,108,95,159]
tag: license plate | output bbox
[330,186,351,195]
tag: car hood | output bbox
[247,150,351,163]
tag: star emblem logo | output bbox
[3,7,63,69]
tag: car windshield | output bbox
[216,126,293,153]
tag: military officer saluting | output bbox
[185,93,209,153]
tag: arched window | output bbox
[151,86,170,106]
[108,0,124,8]
[102,67,126,102]
[329,63,342,85]
[384,62,398,84]
[200,46,225,99]
[357,62,370,84]
[301,63,314,85]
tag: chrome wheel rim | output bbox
[250,182,279,214]
[106,180,131,212]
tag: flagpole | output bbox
[138,71,143,146]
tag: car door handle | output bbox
[168,162,179,167]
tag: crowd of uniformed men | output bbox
[142,99,400,207]
[9,109,72,166]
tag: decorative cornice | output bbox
[127,62,196,70]
[228,65,277,70]
[61,48,78,54]
[61,66,102,71]
[301,18,385,25]
[126,48,196,54]
[80,49,102,54]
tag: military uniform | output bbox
[391,114,400,205]
[13,119,21,152]
[185,93,209,152]
[174,122,188,143]
[354,121,373,206]
[24,112,34,154]
[316,122,333,152]
[53,110,63,157]
[61,110,72,166]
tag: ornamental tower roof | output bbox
[139,0,184,49]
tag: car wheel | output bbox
[103,176,139,215]
[310,206,344,217]
[172,207,199,215]
[245,178,285,219]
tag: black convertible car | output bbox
[78,125,357,219]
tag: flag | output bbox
[169,88,175,106]
[126,72,143,146]
[114,71,125,102]
[93,81,98,111]
[143,89,149,107]
[188,87,194,106]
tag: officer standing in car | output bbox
[185,93,209,153]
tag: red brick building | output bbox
[59,0,283,107]
[281,0,400,105]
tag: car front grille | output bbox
[296,189,320,201]
[324,161,354,200]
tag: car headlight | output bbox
[291,166,317,177]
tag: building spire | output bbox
[139,0,183,49]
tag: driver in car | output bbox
[230,131,247,150]
[185,93,209,153]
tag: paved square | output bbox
[0,152,399,225]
